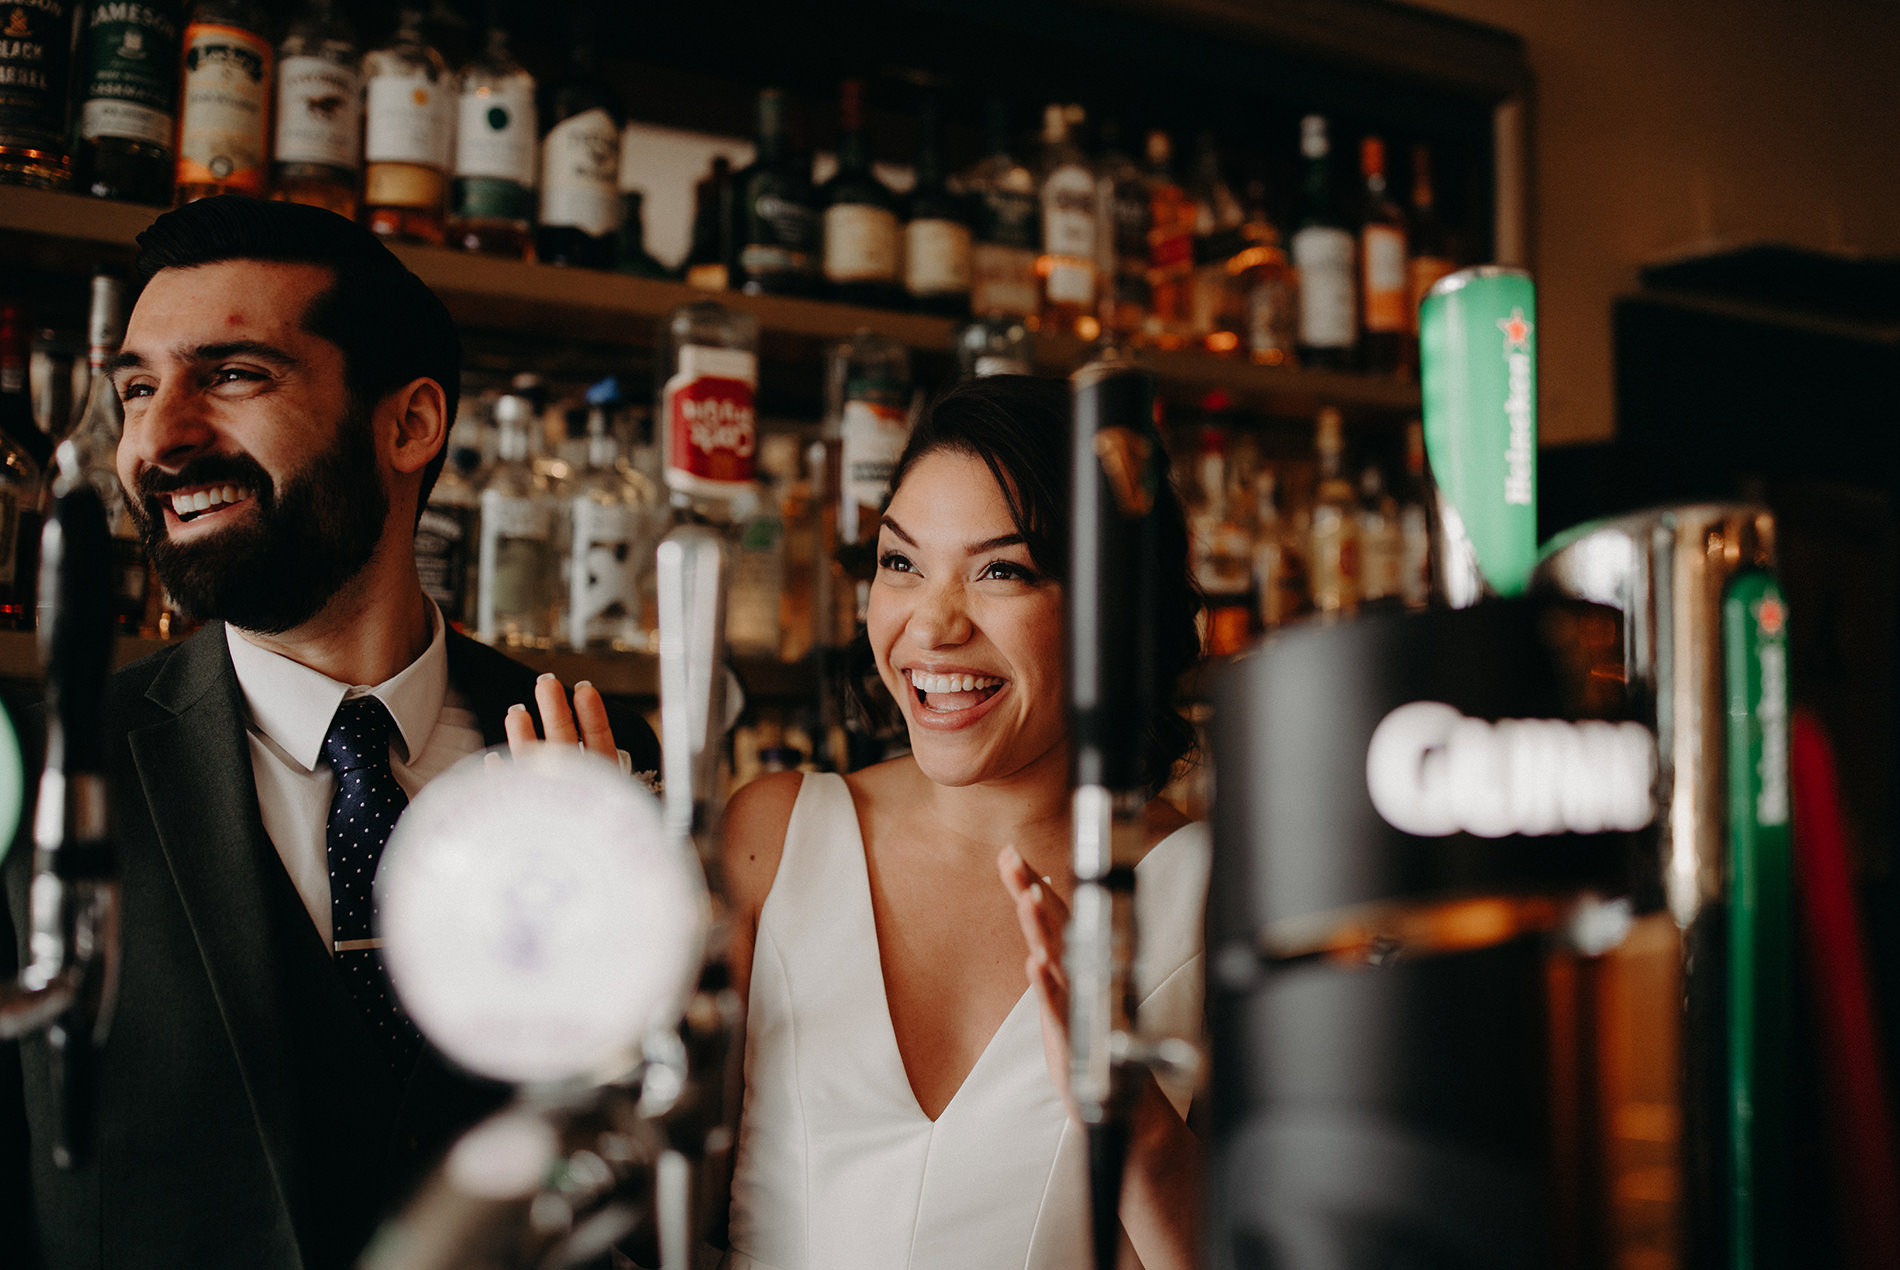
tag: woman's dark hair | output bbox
[856,374,1202,795]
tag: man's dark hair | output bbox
[132,195,460,511]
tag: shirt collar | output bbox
[225,601,450,772]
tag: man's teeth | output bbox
[909,671,1002,695]
[170,485,250,516]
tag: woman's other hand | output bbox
[504,674,618,758]
[998,845,1078,1118]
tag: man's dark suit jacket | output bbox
[1,621,661,1269]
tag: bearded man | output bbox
[1,196,658,1270]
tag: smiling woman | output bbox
[716,375,1207,1270]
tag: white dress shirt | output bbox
[225,602,487,948]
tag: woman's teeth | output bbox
[171,485,251,519]
[909,671,1001,695]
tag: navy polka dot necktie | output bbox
[321,695,420,1073]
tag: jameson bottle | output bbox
[1291,114,1356,371]
[733,88,819,295]
[175,0,272,202]
[449,6,536,258]
[362,6,453,245]
[71,0,181,204]
[659,299,758,515]
[961,98,1038,320]
[537,25,623,270]
[821,79,901,308]
[904,92,972,319]
[0,0,74,190]
[271,0,362,218]
[1358,136,1409,376]
[1037,103,1097,337]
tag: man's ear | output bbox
[382,377,450,476]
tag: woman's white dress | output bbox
[724,772,1208,1270]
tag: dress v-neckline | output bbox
[836,775,1036,1126]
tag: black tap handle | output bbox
[39,487,115,789]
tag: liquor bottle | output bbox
[1036,103,1097,338]
[1290,115,1356,371]
[1398,418,1432,610]
[758,432,813,662]
[71,0,181,204]
[564,391,656,651]
[955,314,1032,378]
[658,299,759,515]
[536,33,623,269]
[1188,433,1254,657]
[174,0,273,203]
[616,190,670,279]
[0,0,74,189]
[725,480,785,659]
[362,6,452,244]
[477,378,559,647]
[903,92,972,319]
[1187,132,1245,352]
[0,301,48,627]
[825,330,910,555]
[683,154,734,289]
[1357,136,1409,376]
[1307,407,1359,615]
[1094,118,1150,345]
[52,269,146,631]
[271,0,362,218]
[1142,129,1195,347]
[448,5,536,258]
[1233,176,1296,367]
[962,99,1039,321]
[415,400,485,630]
[821,79,901,308]
[1251,468,1303,630]
[1407,144,1457,360]
[733,89,819,295]
[1356,462,1402,603]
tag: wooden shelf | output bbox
[0,185,1421,415]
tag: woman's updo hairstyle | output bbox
[870,374,1202,795]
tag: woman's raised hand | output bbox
[504,674,618,758]
[998,845,1078,1119]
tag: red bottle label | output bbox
[663,344,757,497]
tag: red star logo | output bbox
[1498,307,1533,348]
[1756,595,1785,636]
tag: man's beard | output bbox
[129,408,390,635]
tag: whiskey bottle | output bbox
[1187,435,1253,657]
[0,0,75,190]
[1291,115,1356,371]
[1036,103,1097,337]
[1234,176,1296,367]
[362,6,452,244]
[1094,118,1150,345]
[962,99,1039,321]
[903,92,972,319]
[659,299,759,512]
[1187,132,1244,351]
[536,32,622,269]
[477,379,559,648]
[1307,407,1360,615]
[272,0,362,218]
[1356,462,1402,604]
[174,0,273,202]
[1251,468,1304,630]
[825,331,911,556]
[682,154,734,289]
[725,480,786,660]
[449,6,536,258]
[0,302,47,627]
[71,0,181,204]
[1398,419,1432,610]
[1142,129,1195,347]
[734,89,819,295]
[821,79,901,308]
[1357,136,1409,376]
[1407,144,1457,363]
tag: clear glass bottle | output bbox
[362,5,452,244]
[904,91,972,319]
[824,330,910,633]
[658,299,760,517]
[449,5,536,258]
[71,0,181,205]
[726,480,786,659]
[1307,407,1360,615]
[821,79,902,308]
[1036,103,1098,338]
[415,399,485,631]
[174,0,274,203]
[0,0,75,190]
[1358,135,1409,377]
[564,392,657,651]
[536,23,622,270]
[272,0,362,218]
[1291,115,1357,371]
[477,379,559,647]
[962,98,1040,322]
[1142,129,1196,347]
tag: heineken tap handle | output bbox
[1068,355,1165,1270]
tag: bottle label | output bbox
[823,204,900,284]
[454,175,534,223]
[415,502,475,623]
[743,192,820,278]
[1409,255,1456,332]
[177,23,272,192]
[1362,223,1408,333]
[75,5,180,147]
[975,187,1038,250]
[539,107,622,238]
[0,0,69,138]
[1040,165,1095,257]
[366,69,451,169]
[971,245,1039,318]
[905,218,972,297]
[567,500,642,648]
[456,79,535,184]
[1246,274,1296,360]
[1292,225,1356,349]
[275,55,362,169]
[477,491,554,640]
[839,397,909,543]
[663,345,757,498]
[364,163,442,208]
